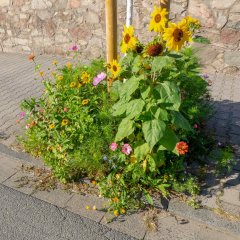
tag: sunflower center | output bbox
[113,65,118,72]
[173,29,184,42]
[154,14,161,23]
[124,33,131,44]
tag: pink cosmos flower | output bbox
[64,107,68,112]
[93,72,106,86]
[18,111,26,119]
[110,142,118,151]
[70,44,79,51]
[121,144,132,155]
[25,124,31,129]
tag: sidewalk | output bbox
[0,47,240,239]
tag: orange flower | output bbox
[28,54,35,61]
[113,197,119,203]
[176,141,189,155]
[121,208,126,214]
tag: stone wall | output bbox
[0,0,239,59]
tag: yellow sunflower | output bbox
[61,119,69,126]
[149,6,168,33]
[82,99,89,105]
[120,25,138,53]
[70,82,76,88]
[183,16,201,30]
[81,72,90,84]
[163,20,192,52]
[109,59,121,78]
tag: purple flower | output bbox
[93,72,106,86]
[201,73,209,79]
[110,142,118,151]
[103,156,108,161]
[121,144,132,155]
[70,44,79,51]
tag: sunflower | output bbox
[82,99,89,105]
[183,16,201,30]
[109,59,121,78]
[120,25,138,53]
[145,42,164,57]
[81,72,90,84]
[149,6,168,33]
[163,20,192,52]
[70,82,76,88]
[61,119,69,126]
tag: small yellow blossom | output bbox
[52,60,58,65]
[82,99,89,105]
[113,197,119,203]
[92,205,97,210]
[70,82,76,88]
[81,72,90,84]
[58,75,63,81]
[61,119,69,126]
[49,123,55,129]
[113,210,119,216]
[39,71,44,76]
[121,208,126,214]
[91,180,97,185]
[77,82,82,88]
[66,62,72,69]
[85,205,90,210]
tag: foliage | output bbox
[20,58,117,182]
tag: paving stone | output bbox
[32,189,73,208]
[65,193,107,223]
[101,212,146,240]
[220,184,240,206]
[0,152,22,182]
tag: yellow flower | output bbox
[115,174,121,180]
[121,208,126,214]
[61,119,69,126]
[82,99,89,105]
[77,82,82,88]
[81,72,90,84]
[49,123,55,129]
[39,71,44,76]
[52,60,58,65]
[49,146,54,151]
[113,210,119,216]
[109,59,121,78]
[57,75,63,81]
[149,6,168,33]
[183,16,201,30]
[92,205,97,210]
[120,25,138,53]
[86,205,90,210]
[66,62,72,69]
[91,180,97,185]
[70,82,76,88]
[113,197,119,203]
[163,20,192,52]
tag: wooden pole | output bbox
[105,0,118,63]
[105,0,117,92]
[160,0,171,20]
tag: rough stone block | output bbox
[220,184,240,206]
[0,0,10,7]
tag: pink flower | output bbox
[25,124,31,129]
[18,111,26,119]
[193,124,199,129]
[93,72,106,86]
[110,142,118,151]
[70,44,79,51]
[64,107,68,112]
[121,144,132,155]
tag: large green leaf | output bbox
[141,85,151,100]
[146,154,156,172]
[142,119,166,149]
[171,111,192,131]
[119,76,141,98]
[158,128,179,154]
[115,118,135,141]
[132,55,142,73]
[151,56,175,73]
[126,99,145,119]
[134,142,150,160]
[155,81,181,111]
